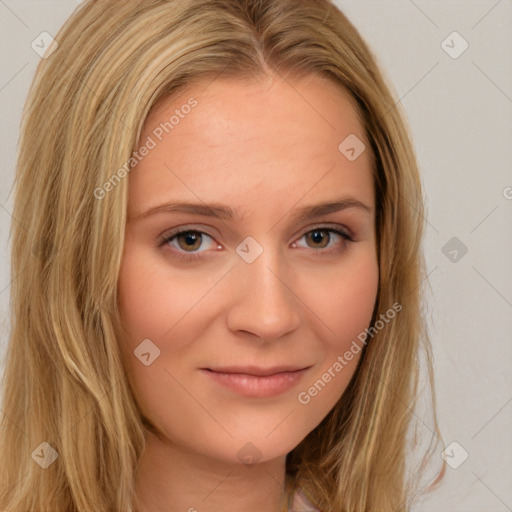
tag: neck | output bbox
[133,430,292,512]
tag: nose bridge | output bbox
[227,236,301,339]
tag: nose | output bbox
[226,244,302,342]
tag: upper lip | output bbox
[204,365,311,377]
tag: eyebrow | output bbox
[135,198,372,222]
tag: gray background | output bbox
[0,1,511,510]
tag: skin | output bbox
[117,71,379,512]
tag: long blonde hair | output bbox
[0,0,445,510]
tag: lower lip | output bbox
[201,368,309,398]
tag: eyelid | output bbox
[159,224,217,241]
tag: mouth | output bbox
[200,365,312,398]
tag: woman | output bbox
[0,0,445,510]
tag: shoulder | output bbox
[290,486,321,512]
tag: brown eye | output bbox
[305,229,331,249]
[176,231,203,251]
[160,229,216,256]
[292,227,352,255]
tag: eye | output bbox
[292,227,353,254]
[159,229,219,259]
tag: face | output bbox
[117,72,379,465]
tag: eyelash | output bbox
[158,226,354,262]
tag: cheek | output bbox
[116,248,205,425]
[117,246,208,350]
[309,253,379,348]
[334,267,378,341]
[296,254,379,408]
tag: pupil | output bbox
[185,233,197,245]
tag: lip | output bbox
[201,365,311,398]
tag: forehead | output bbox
[128,73,374,218]
[147,72,366,151]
